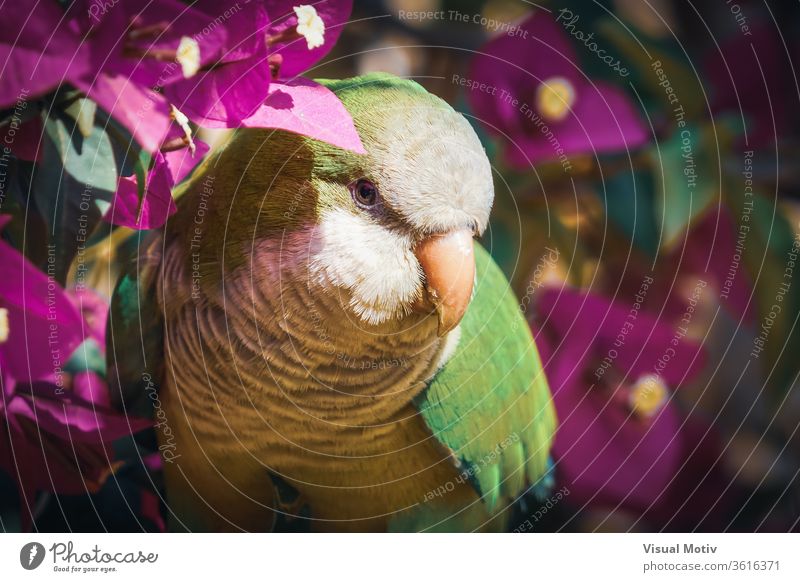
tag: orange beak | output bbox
[413,229,475,337]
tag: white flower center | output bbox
[170,105,196,155]
[294,5,326,50]
[176,36,201,79]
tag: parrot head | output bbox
[184,73,493,338]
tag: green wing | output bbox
[416,242,557,512]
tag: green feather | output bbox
[416,242,557,510]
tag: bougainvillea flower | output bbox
[293,5,326,49]
[243,78,366,152]
[72,371,110,407]
[534,286,705,514]
[168,0,354,129]
[66,288,111,408]
[4,0,207,153]
[467,11,647,168]
[664,208,755,322]
[644,414,729,530]
[163,134,211,184]
[66,0,227,152]
[104,151,176,230]
[2,1,169,153]
[164,0,272,124]
[5,1,358,154]
[68,287,109,348]
[1,377,151,528]
[77,0,227,89]
[266,0,352,78]
[0,0,90,108]
[200,78,366,153]
[0,240,150,526]
[70,72,173,154]
[0,216,83,385]
[104,127,210,230]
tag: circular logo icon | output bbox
[19,542,46,570]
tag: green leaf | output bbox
[650,124,719,252]
[32,109,118,282]
[42,109,118,192]
[735,190,800,388]
[64,97,97,138]
[603,168,659,258]
[133,149,152,202]
[65,338,106,376]
[100,107,144,178]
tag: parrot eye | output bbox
[350,178,380,208]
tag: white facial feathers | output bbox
[308,208,422,325]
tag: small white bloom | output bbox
[0,307,9,344]
[170,105,196,155]
[294,5,325,50]
[176,36,201,79]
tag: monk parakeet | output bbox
[108,73,556,532]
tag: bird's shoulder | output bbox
[416,242,556,510]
